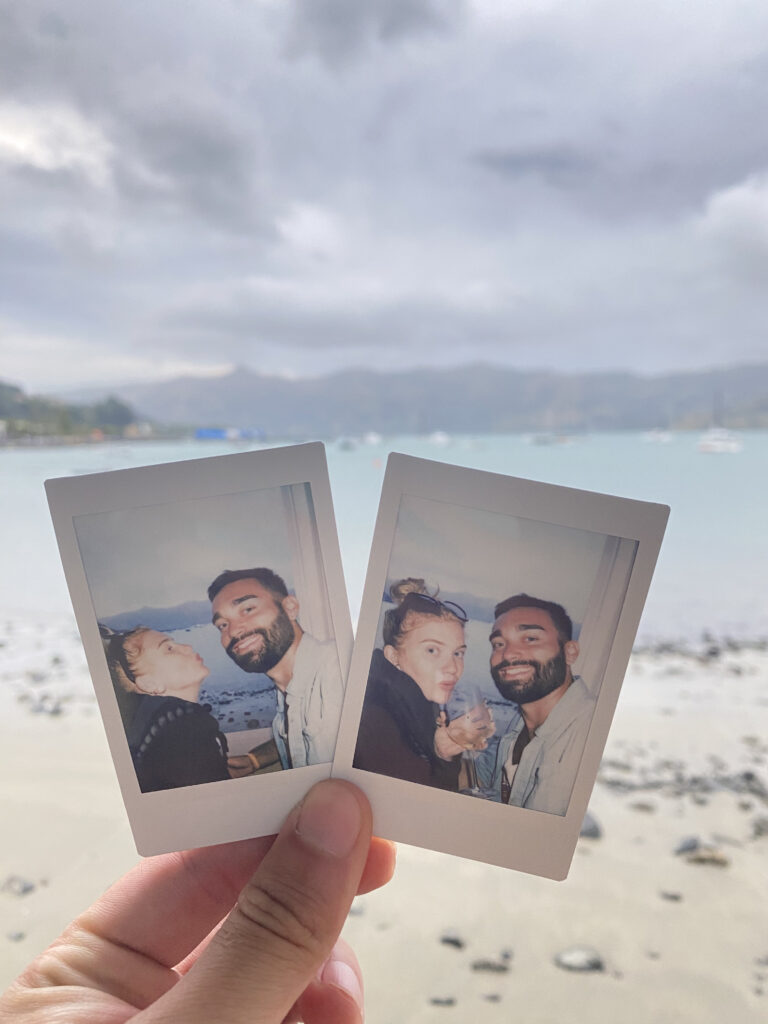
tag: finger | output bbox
[292,938,364,1024]
[357,835,397,895]
[149,780,373,1024]
[174,836,396,978]
[80,835,275,969]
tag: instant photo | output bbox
[332,454,668,880]
[46,443,351,855]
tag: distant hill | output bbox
[57,363,768,435]
[0,380,137,440]
[100,599,212,632]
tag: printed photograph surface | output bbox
[352,494,638,817]
[75,482,343,793]
[47,443,351,855]
[333,453,668,878]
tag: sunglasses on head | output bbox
[99,624,138,683]
[401,592,469,623]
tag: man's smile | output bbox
[496,660,536,680]
[229,631,266,657]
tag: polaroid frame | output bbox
[46,443,352,856]
[332,453,669,880]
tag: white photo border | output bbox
[46,443,352,856]
[331,453,669,880]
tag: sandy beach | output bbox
[1,617,766,1022]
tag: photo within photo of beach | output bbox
[73,480,343,793]
[352,493,638,817]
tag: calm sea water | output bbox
[2,432,767,644]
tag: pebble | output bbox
[674,836,701,855]
[1,875,36,897]
[470,959,510,974]
[429,997,456,1007]
[629,801,656,813]
[659,890,683,902]
[6,931,25,942]
[751,816,768,838]
[580,811,602,839]
[439,930,466,950]
[483,994,502,1003]
[554,946,605,973]
[685,847,730,867]
[29,695,63,716]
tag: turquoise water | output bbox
[2,431,767,642]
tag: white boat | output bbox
[697,428,743,454]
[643,429,672,444]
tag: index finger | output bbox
[82,835,275,969]
[80,834,396,970]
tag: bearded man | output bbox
[479,593,595,815]
[209,568,343,770]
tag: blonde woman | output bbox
[353,580,492,789]
[103,626,231,792]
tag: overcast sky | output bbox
[2,0,768,393]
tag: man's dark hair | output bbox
[493,593,573,644]
[207,568,289,604]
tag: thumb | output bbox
[146,779,372,1024]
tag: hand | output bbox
[446,702,495,752]
[227,753,257,778]
[1,780,396,1024]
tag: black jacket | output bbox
[353,649,460,790]
[126,695,230,793]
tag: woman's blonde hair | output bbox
[382,578,464,647]
[104,627,153,694]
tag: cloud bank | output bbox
[1,0,767,391]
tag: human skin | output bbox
[0,780,396,1024]
[131,629,210,701]
[212,578,300,688]
[383,614,466,704]
[489,605,580,732]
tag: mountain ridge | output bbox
[49,362,768,434]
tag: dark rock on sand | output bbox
[471,959,510,974]
[554,946,605,973]
[686,847,730,867]
[429,997,456,1007]
[751,816,768,838]
[674,836,701,855]
[674,835,730,864]
[580,811,602,839]
[439,930,465,950]
[6,931,25,942]
[1,875,36,897]
[630,800,656,813]
[659,890,683,902]
[483,993,502,1002]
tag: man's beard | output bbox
[226,608,295,674]
[490,646,568,705]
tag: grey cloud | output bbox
[113,104,270,235]
[282,0,464,66]
[2,0,768,390]
[475,145,598,186]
